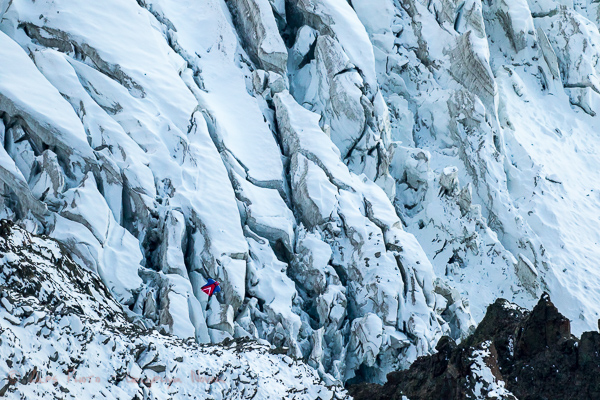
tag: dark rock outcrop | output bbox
[349,294,600,400]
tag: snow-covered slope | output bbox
[0,0,598,389]
[0,220,349,399]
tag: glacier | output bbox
[0,0,598,395]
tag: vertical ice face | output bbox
[0,0,598,387]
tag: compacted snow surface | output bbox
[0,0,598,396]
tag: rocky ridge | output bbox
[349,294,600,400]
